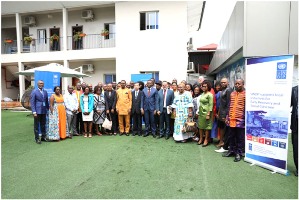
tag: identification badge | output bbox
[43,102,46,106]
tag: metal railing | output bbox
[67,33,115,50]
[1,33,115,54]
[2,40,18,54]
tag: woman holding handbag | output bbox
[93,86,106,136]
[80,87,94,138]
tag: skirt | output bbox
[82,110,94,122]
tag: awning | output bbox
[197,43,218,51]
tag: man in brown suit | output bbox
[116,80,132,136]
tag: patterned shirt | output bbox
[228,90,246,128]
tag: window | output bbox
[37,29,47,44]
[104,74,116,84]
[140,71,159,82]
[104,23,115,39]
[140,11,159,30]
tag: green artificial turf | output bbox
[1,110,298,199]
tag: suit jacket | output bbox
[131,90,143,114]
[30,88,49,114]
[104,90,117,110]
[141,87,159,111]
[157,89,174,112]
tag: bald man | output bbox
[215,78,233,152]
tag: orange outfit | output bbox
[54,95,67,139]
[116,88,132,133]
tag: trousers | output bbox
[118,115,130,133]
[34,114,46,140]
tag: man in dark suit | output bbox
[131,82,143,136]
[141,80,159,137]
[105,83,117,135]
[155,81,162,136]
[157,81,174,140]
[30,80,49,144]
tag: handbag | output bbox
[102,114,112,130]
[183,118,197,133]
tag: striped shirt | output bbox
[228,90,245,128]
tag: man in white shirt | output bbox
[64,85,79,138]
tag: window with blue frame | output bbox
[104,74,116,84]
[140,11,159,30]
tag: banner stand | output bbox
[245,55,294,176]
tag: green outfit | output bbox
[198,92,213,130]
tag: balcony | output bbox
[1,33,115,54]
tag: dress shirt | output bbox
[64,92,79,115]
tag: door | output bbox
[37,29,47,52]
[50,28,60,51]
[72,26,83,50]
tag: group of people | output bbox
[30,75,297,170]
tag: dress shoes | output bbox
[69,134,73,139]
[202,143,209,147]
[119,133,123,136]
[234,154,241,162]
[35,139,41,144]
[158,135,164,139]
[143,134,149,137]
[153,135,156,138]
[165,136,170,140]
[41,137,48,142]
[132,133,136,136]
[125,133,129,136]
[222,151,235,157]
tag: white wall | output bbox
[1,67,20,100]
[115,1,188,83]
[208,2,244,74]
[243,1,290,57]
[289,1,298,55]
[69,60,116,85]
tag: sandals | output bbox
[84,133,87,138]
[97,132,103,136]
[88,133,92,138]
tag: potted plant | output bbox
[101,29,109,36]
[4,39,13,44]
[24,36,33,44]
[50,34,59,42]
[73,32,86,41]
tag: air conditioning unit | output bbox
[81,10,94,19]
[82,64,94,73]
[187,62,195,73]
[24,16,36,25]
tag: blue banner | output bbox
[245,55,294,175]
[34,71,61,100]
[131,74,152,84]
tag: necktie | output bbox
[163,89,166,107]
[148,88,151,97]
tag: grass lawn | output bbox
[1,110,298,199]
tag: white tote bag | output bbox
[102,116,112,130]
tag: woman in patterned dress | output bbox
[47,86,68,141]
[171,83,194,142]
[93,86,106,136]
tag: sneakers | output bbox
[215,147,228,153]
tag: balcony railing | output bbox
[2,40,18,54]
[67,33,115,50]
[1,33,115,54]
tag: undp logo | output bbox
[276,62,287,79]
[277,63,286,70]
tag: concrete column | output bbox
[18,62,25,101]
[62,7,68,52]
[15,13,22,54]
[62,60,70,95]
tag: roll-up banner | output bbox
[245,55,294,175]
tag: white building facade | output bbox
[1,1,203,100]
